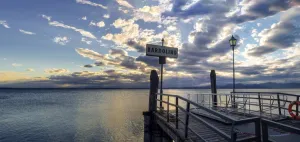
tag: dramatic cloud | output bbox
[42,15,96,39]
[19,29,36,35]
[44,68,69,74]
[76,0,107,9]
[230,0,300,23]
[53,36,70,45]
[247,7,300,56]
[0,20,10,28]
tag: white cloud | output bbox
[19,29,36,35]
[12,63,22,67]
[82,16,87,20]
[90,21,105,28]
[81,37,92,45]
[134,6,161,22]
[42,15,96,39]
[0,20,10,28]
[118,7,129,14]
[75,48,104,61]
[26,68,35,72]
[44,68,69,74]
[76,0,107,9]
[116,0,134,8]
[42,15,51,21]
[103,14,110,19]
[257,23,261,27]
[112,18,135,28]
[167,25,176,31]
[53,36,70,45]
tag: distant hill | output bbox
[0,82,300,89]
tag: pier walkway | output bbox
[143,70,300,142]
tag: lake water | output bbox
[1,89,300,142]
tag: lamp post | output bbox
[229,35,237,92]
[229,35,237,108]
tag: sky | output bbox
[0,0,300,88]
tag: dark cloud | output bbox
[109,48,127,57]
[84,64,94,68]
[163,0,235,18]
[95,62,105,66]
[136,55,159,67]
[126,40,145,52]
[231,0,300,24]
[120,56,138,69]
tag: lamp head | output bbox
[229,35,237,47]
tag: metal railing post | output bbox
[231,121,237,142]
[255,118,261,142]
[277,94,282,116]
[167,96,169,122]
[258,93,262,114]
[176,97,178,129]
[231,132,237,142]
[185,102,190,138]
[297,96,299,116]
[262,121,269,142]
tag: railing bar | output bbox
[262,119,300,135]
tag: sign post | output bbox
[146,39,178,108]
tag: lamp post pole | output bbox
[159,38,165,108]
[229,35,237,108]
[232,45,235,93]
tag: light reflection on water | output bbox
[0,89,299,142]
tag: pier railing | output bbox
[156,93,261,142]
[189,92,300,120]
[261,118,300,142]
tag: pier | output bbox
[143,70,300,142]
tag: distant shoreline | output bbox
[1,87,300,89]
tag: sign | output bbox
[146,44,178,58]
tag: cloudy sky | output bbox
[0,0,300,88]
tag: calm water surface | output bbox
[0,89,300,142]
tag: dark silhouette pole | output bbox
[210,70,217,108]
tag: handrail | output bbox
[234,91,300,97]
[157,93,236,122]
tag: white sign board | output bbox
[146,44,178,58]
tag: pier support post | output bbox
[149,70,159,112]
[210,70,217,108]
[143,70,159,142]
